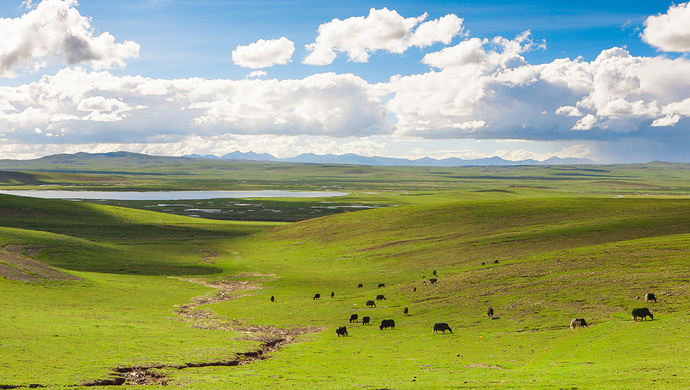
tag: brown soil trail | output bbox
[81,275,323,386]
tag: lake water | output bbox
[0,190,349,200]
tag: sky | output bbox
[0,0,689,163]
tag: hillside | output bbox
[0,194,688,388]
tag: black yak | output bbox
[433,323,452,333]
[336,326,349,337]
[366,300,376,308]
[632,308,654,321]
[313,293,320,300]
[487,307,494,319]
[645,293,657,303]
[570,318,588,328]
[362,316,370,325]
[376,294,386,301]
[379,319,395,330]
[349,314,358,323]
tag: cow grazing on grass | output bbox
[570,318,588,328]
[362,316,370,325]
[336,326,349,337]
[313,293,320,300]
[331,292,335,298]
[487,307,494,319]
[376,294,386,301]
[433,323,452,333]
[493,260,499,264]
[349,314,358,323]
[404,307,409,316]
[632,308,654,321]
[429,278,437,284]
[645,293,657,303]
[379,319,395,330]
[270,295,275,302]
[366,300,376,308]
[358,283,363,288]
[378,283,385,288]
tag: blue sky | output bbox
[0,0,689,162]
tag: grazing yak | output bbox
[645,293,657,303]
[358,283,363,288]
[378,283,386,288]
[336,326,349,337]
[362,316,370,325]
[404,307,409,316]
[632,307,654,321]
[433,323,452,333]
[376,294,386,301]
[349,314,358,323]
[570,318,588,328]
[433,270,437,276]
[379,319,395,330]
[270,295,275,302]
[331,292,335,298]
[366,300,376,308]
[429,278,438,284]
[487,307,494,319]
[313,293,321,300]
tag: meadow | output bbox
[0,156,689,389]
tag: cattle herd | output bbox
[274,271,658,338]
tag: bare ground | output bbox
[0,246,81,282]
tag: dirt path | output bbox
[82,275,323,386]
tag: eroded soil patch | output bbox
[0,247,81,282]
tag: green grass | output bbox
[0,163,689,388]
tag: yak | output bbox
[433,323,452,333]
[379,319,395,330]
[362,316,370,325]
[376,294,386,301]
[349,314,358,323]
[570,318,588,328]
[645,293,657,303]
[336,326,349,337]
[632,308,654,321]
[487,307,494,319]
[378,283,386,288]
[366,300,376,308]
[313,293,321,300]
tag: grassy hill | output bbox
[2,191,688,388]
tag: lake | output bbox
[0,190,349,200]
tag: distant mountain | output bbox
[185,151,596,166]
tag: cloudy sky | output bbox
[0,0,689,163]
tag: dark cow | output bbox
[362,316,370,325]
[493,260,499,264]
[429,278,438,284]
[366,300,376,307]
[270,295,275,302]
[570,318,588,328]
[336,326,349,337]
[349,314,358,323]
[378,283,385,288]
[645,293,657,303]
[313,293,320,300]
[433,323,452,333]
[413,287,417,292]
[487,307,494,319]
[331,292,335,298]
[632,307,654,321]
[404,307,409,316]
[433,270,437,276]
[379,319,395,330]
[376,294,386,301]
[358,283,363,288]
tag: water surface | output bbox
[0,190,348,200]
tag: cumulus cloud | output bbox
[303,8,463,65]
[232,37,295,69]
[0,0,139,78]
[642,2,690,52]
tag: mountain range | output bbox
[185,151,596,166]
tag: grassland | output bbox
[0,157,689,388]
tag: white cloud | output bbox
[571,114,597,130]
[555,106,583,117]
[303,8,463,65]
[232,37,295,69]
[0,0,139,78]
[642,2,690,52]
[651,114,681,127]
[421,37,486,69]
